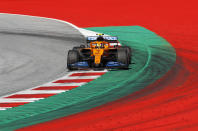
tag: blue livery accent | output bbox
[71,61,89,68]
[87,36,97,41]
[87,36,118,41]
[106,61,126,67]
[103,36,118,40]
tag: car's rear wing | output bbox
[86,36,119,43]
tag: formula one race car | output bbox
[67,34,132,70]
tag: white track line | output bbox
[41,83,86,87]
[67,70,108,73]
[0,98,43,103]
[0,107,11,110]
[16,90,66,94]
[59,76,100,79]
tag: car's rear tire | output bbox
[117,48,129,69]
[67,50,79,70]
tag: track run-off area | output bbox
[0,0,198,130]
[0,15,176,130]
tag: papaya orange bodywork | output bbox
[84,41,111,65]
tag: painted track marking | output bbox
[0,71,107,110]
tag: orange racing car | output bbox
[67,34,132,70]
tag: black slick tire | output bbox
[67,50,79,70]
[116,48,129,69]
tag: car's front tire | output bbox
[67,50,79,70]
[116,48,129,69]
[121,46,132,64]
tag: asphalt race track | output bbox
[0,14,84,97]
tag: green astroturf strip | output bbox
[0,26,176,130]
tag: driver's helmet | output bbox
[97,36,104,41]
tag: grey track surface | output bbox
[0,14,85,97]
